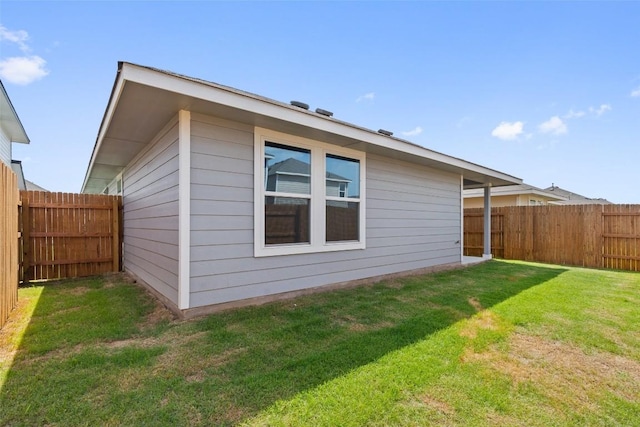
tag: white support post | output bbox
[483,185,492,259]
[178,110,191,310]
[460,175,464,262]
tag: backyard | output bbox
[0,260,638,426]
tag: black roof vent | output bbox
[378,129,393,136]
[290,101,309,110]
[315,108,333,117]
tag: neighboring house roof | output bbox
[268,158,310,177]
[544,185,612,205]
[25,179,49,192]
[268,158,349,182]
[464,184,568,203]
[0,80,30,144]
[82,62,522,193]
[10,160,26,190]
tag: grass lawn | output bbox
[0,260,638,426]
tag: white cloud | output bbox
[564,109,586,119]
[0,25,30,52]
[0,25,48,85]
[0,56,49,85]
[491,121,524,140]
[538,116,567,135]
[632,87,640,97]
[401,126,423,137]
[356,92,375,102]
[589,104,611,116]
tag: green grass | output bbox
[1,261,638,426]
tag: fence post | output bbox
[17,199,22,283]
[21,198,30,283]
[112,197,120,272]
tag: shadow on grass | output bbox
[0,260,566,426]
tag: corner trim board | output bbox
[178,110,191,309]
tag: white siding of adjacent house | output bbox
[103,174,121,195]
[272,174,309,195]
[122,117,180,306]
[189,113,461,309]
[0,127,11,166]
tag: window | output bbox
[264,142,311,245]
[338,183,347,198]
[254,127,365,256]
[325,154,360,242]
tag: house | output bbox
[0,81,30,169]
[82,62,521,317]
[10,160,27,190]
[544,184,612,205]
[24,179,49,192]
[463,183,567,208]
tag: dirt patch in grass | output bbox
[105,336,161,349]
[60,286,92,296]
[463,333,640,409]
[384,280,405,290]
[143,330,247,384]
[459,311,500,339]
[103,272,132,288]
[420,394,456,415]
[140,299,176,329]
[467,297,483,312]
[333,315,394,332]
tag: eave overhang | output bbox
[0,80,30,144]
[82,62,522,193]
[463,184,568,201]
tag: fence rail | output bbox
[1,162,19,330]
[464,204,640,272]
[19,191,123,282]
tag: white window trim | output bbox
[254,127,366,257]
[115,171,123,196]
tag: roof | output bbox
[544,185,612,205]
[268,158,349,182]
[0,80,30,144]
[25,179,49,192]
[10,160,26,190]
[464,184,568,202]
[268,158,310,177]
[82,62,522,193]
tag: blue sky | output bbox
[1,1,639,202]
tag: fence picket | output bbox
[1,162,19,329]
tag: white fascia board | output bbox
[81,70,127,193]
[464,186,567,201]
[0,81,29,144]
[120,63,521,185]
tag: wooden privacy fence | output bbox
[1,162,19,330]
[20,191,123,282]
[464,205,640,272]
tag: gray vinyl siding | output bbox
[123,119,180,305]
[0,128,11,166]
[189,113,462,309]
